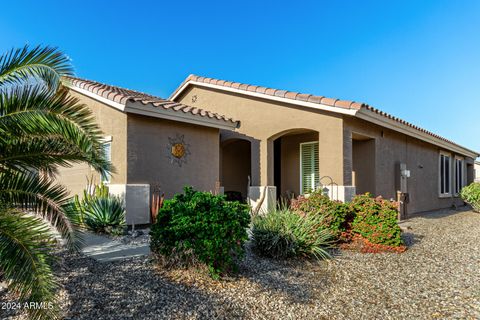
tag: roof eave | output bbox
[356,108,480,159]
[125,101,239,131]
[65,79,238,131]
[171,77,479,158]
[170,79,358,116]
[65,81,126,111]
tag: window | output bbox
[439,152,451,196]
[101,141,112,183]
[300,142,319,194]
[454,157,464,195]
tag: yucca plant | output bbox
[250,205,332,260]
[0,45,110,319]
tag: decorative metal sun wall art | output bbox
[167,134,190,167]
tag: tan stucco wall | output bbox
[56,90,127,197]
[175,84,475,214]
[475,162,480,182]
[176,86,345,186]
[352,138,376,194]
[126,113,220,198]
[344,116,473,214]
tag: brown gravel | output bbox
[2,209,479,320]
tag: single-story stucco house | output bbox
[59,75,479,224]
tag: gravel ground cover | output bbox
[2,209,479,320]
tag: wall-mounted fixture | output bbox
[401,169,411,178]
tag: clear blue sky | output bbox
[1,0,479,153]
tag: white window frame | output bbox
[454,156,465,196]
[101,136,112,184]
[299,141,319,194]
[439,151,452,197]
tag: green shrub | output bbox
[460,182,480,212]
[250,206,332,260]
[73,183,126,235]
[150,186,250,278]
[290,191,351,238]
[350,193,403,247]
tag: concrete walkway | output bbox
[80,232,150,263]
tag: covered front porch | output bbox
[219,128,357,212]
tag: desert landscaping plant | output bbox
[73,183,126,235]
[251,205,332,260]
[460,182,480,212]
[0,45,110,320]
[350,193,403,247]
[150,186,250,278]
[290,190,351,239]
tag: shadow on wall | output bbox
[220,130,261,201]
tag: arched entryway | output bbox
[269,129,319,200]
[220,139,251,201]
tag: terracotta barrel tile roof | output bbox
[363,105,459,145]
[63,76,237,126]
[284,91,298,100]
[171,74,478,156]
[175,74,366,111]
[296,93,311,102]
[307,95,323,104]
[255,86,268,94]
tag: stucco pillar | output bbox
[343,127,353,186]
[318,129,344,186]
[251,139,276,212]
[250,139,261,186]
[318,126,356,202]
[259,139,274,186]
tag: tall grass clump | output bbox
[250,205,332,260]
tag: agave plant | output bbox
[83,196,126,236]
[73,182,126,236]
[0,45,110,319]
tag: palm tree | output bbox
[0,45,110,319]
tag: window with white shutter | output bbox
[300,142,319,194]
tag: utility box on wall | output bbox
[395,163,410,220]
[109,184,150,225]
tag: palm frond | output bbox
[0,170,83,250]
[0,85,111,176]
[0,45,73,90]
[0,207,60,320]
[0,131,111,176]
